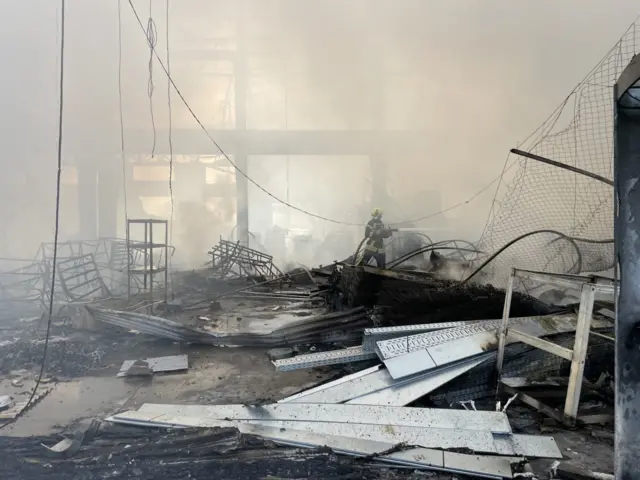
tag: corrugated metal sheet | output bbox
[87,306,371,347]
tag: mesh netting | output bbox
[478,21,640,285]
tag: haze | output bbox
[0,0,636,268]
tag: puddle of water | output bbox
[3,376,136,437]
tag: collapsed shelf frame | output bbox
[126,218,169,303]
[496,268,616,426]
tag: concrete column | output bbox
[369,152,388,210]
[614,58,640,480]
[369,54,388,213]
[234,0,249,246]
[97,160,120,238]
[235,153,250,246]
[77,163,98,239]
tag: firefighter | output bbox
[359,208,395,268]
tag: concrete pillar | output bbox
[97,160,120,238]
[369,53,388,214]
[614,58,640,480]
[234,0,249,246]
[77,163,97,239]
[369,152,388,210]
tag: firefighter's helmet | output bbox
[371,208,383,219]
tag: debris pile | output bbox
[0,234,617,478]
[0,425,411,480]
[101,266,615,478]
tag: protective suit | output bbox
[359,208,394,267]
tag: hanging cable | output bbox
[0,0,66,431]
[128,0,514,229]
[118,0,128,222]
[128,0,360,226]
[388,163,516,226]
[165,0,174,294]
[146,1,158,157]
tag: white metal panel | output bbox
[384,349,437,378]
[135,402,513,433]
[278,365,383,403]
[117,354,188,377]
[107,410,561,458]
[273,346,376,371]
[347,357,489,406]
[383,314,613,380]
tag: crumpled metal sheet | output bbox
[86,307,214,343]
[87,306,371,347]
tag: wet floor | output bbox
[1,346,331,437]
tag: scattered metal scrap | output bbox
[273,346,377,371]
[87,307,215,344]
[109,402,562,478]
[0,426,428,480]
[208,239,284,282]
[117,354,189,377]
[57,253,110,302]
[0,387,51,421]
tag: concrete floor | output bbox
[1,346,333,437]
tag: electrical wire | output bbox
[388,166,516,226]
[0,0,66,431]
[118,0,128,222]
[128,0,523,230]
[130,2,360,226]
[146,1,158,157]
[165,0,174,295]
[126,0,359,227]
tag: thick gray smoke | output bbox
[0,0,637,267]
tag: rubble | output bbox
[0,237,617,478]
[0,426,418,480]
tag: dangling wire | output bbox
[166,0,175,295]
[146,1,158,157]
[0,0,66,431]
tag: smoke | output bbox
[174,198,235,269]
[0,0,638,266]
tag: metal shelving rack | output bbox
[126,219,169,303]
[496,268,616,426]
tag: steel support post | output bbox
[126,221,131,298]
[149,222,153,300]
[495,269,515,378]
[614,55,640,480]
[563,283,596,425]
